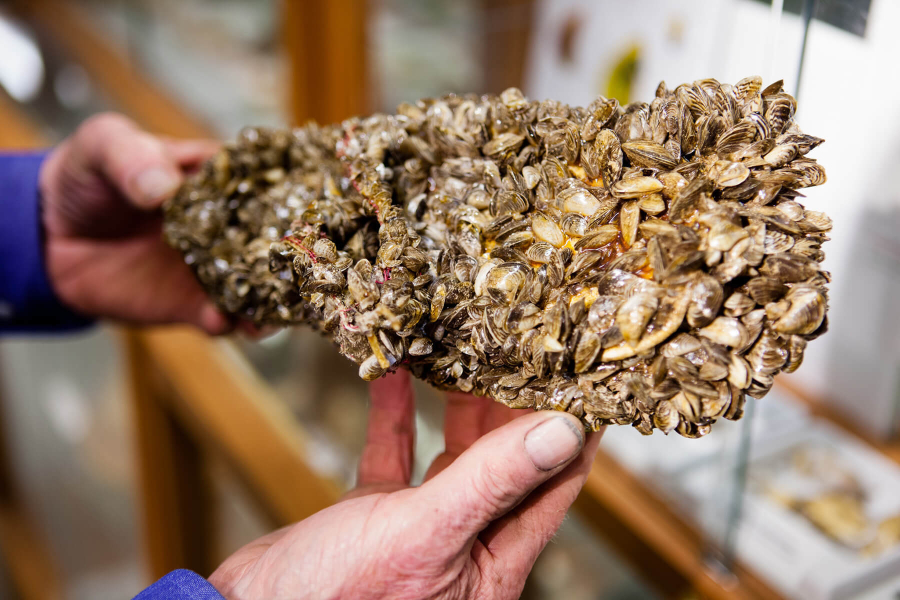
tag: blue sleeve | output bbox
[0,152,93,333]
[133,570,225,600]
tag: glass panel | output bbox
[234,330,446,488]
[526,513,660,599]
[70,0,286,136]
[0,328,143,598]
[370,0,484,112]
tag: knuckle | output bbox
[471,560,520,600]
[470,460,519,514]
[516,508,547,540]
[82,112,134,135]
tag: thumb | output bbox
[77,113,183,209]
[412,410,585,549]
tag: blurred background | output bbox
[0,0,898,598]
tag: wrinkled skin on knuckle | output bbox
[360,495,486,600]
[428,561,481,600]
[77,112,168,176]
[332,494,459,599]
[505,506,551,549]
[469,557,524,600]
[469,457,523,518]
[379,535,461,594]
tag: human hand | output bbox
[39,113,230,333]
[209,371,603,599]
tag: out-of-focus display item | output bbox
[604,391,900,598]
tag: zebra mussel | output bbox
[164,76,830,438]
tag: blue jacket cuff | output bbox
[133,569,225,600]
[0,152,93,332]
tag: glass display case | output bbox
[69,0,286,136]
[2,0,899,598]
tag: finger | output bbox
[423,452,454,482]
[77,113,182,209]
[475,428,604,573]
[483,401,528,433]
[423,451,456,482]
[424,396,528,482]
[137,236,231,334]
[46,230,233,335]
[356,371,416,488]
[196,302,233,335]
[162,138,222,171]
[445,392,493,454]
[422,393,492,481]
[413,411,585,549]
[236,321,283,340]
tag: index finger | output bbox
[483,399,529,433]
[75,113,182,209]
[356,371,416,488]
[161,138,222,171]
[423,394,528,482]
[422,392,492,481]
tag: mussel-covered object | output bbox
[164,77,830,437]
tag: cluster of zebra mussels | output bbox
[164,76,830,437]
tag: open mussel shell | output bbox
[165,76,830,439]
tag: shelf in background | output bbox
[779,377,900,467]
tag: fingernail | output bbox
[524,415,584,471]
[134,167,180,205]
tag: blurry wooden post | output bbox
[283,0,369,125]
[480,0,536,94]
[130,327,342,525]
[0,96,64,600]
[126,332,218,580]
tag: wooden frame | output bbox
[576,453,779,599]
[283,0,370,125]
[480,0,537,94]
